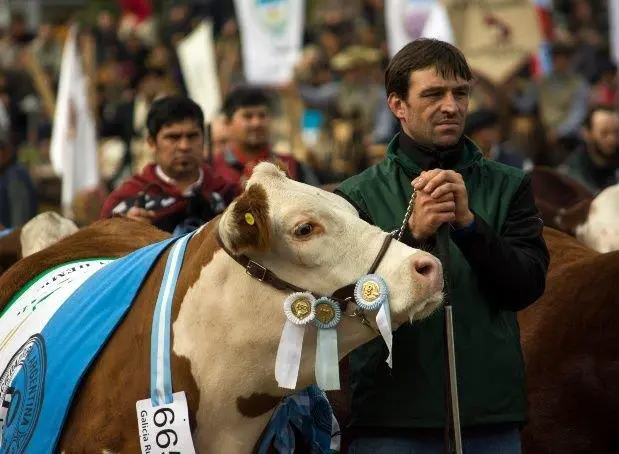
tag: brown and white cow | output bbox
[0,163,444,453]
[519,227,619,453]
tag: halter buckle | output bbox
[246,260,267,281]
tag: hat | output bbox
[331,45,381,72]
[464,109,500,136]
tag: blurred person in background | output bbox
[204,114,231,163]
[465,109,532,171]
[588,60,618,106]
[559,105,619,194]
[100,66,169,186]
[331,45,394,144]
[538,43,590,163]
[100,96,237,235]
[29,23,62,78]
[0,136,37,228]
[212,86,320,188]
[0,10,35,70]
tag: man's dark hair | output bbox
[146,96,205,138]
[385,38,473,100]
[583,104,617,130]
[221,86,272,120]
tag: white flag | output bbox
[176,21,221,123]
[386,0,454,57]
[49,25,99,215]
[233,0,304,85]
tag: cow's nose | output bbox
[411,253,443,290]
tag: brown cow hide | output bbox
[0,217,202,452]
[519,228,619,454]
[529,167,593,235]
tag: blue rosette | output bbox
[312,297,341,329]
[354,274,388,311]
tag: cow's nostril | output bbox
[412,256,438,279]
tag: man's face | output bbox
[587,110,619,157]
[228,105,271,150]
[149,119,204,179]
[389,67,470,148]
[470,125,501,158]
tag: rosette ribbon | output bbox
[275,292,316,389]
[354,274,393,367]
[313,297,342,390]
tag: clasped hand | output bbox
[408,169,474,241]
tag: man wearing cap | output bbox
[331,45,396,144]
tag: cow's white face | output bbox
[576,184,619,253]
[218,163,444,325]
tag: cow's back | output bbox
[520,229,619,453]
[0,218,169,310]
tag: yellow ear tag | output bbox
[245,213,255,225]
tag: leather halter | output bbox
[215,229,393,314]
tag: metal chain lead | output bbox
[396,190,417,242]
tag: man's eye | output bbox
[294,223,314,237]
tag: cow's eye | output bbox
[293,223,314,237]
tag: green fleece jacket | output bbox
[335,133,549,431]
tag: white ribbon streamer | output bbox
[376,299,393,368]
[315,328,340,390]
[275,321,306,389]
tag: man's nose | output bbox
[440,93,458,114]
[177,136,192,149]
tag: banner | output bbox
[441,0,542,84]
[177,21,221,123]
[611,0,619,66]
[49,25,99,215]
[233,0,304,85]
[386,0,454,57]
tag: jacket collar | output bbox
[387,131,482,177]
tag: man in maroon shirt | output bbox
[211,86,320,188]
[100,96,238,234]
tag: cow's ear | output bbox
[219,183,272,255]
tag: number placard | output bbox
[136,391,196,454]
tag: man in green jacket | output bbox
[336,39,549,453]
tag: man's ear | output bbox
[147,134,156,151]
[218,183,272,255]
[388,93,406,122]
